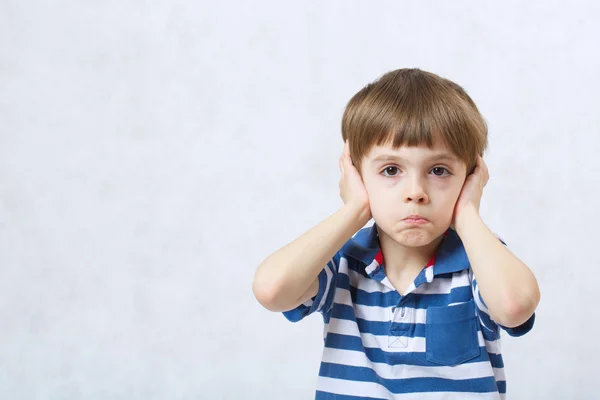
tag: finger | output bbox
[479,155,487,170]
[342,145,352,167]
[477,157,488,178]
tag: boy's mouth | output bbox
[402,215,429,225]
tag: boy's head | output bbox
[341,68,488,247]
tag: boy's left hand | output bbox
[452,155,489,232]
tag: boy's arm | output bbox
[252,204,370,313]
[456,206,540,329]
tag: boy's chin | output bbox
[395,232,435,248]
[389,226,448,248]
[375,220,450,247]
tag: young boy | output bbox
[253,68,540,399]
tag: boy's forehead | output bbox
[365,142,460,163]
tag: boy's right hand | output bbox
[339,140,372,221]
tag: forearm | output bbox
[253,204,370,312]
[456,206,540,328]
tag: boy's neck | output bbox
[376,226,445,285]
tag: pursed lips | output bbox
[402,215,429,224]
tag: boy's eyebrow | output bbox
[371,153,460,163]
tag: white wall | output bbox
[1,0,598,398]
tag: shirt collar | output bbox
[341,222,470,278]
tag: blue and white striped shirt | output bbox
[283,223,535,399]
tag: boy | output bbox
[253,68,540,399]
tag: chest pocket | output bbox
[425,299,480,366]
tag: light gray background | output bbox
[1,1,598,399]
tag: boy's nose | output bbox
[405,193,428,204]
[403,178,429,204]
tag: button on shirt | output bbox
[283,223,535,399]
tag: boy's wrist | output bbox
[454,206,481,236]
[343,202,371,228]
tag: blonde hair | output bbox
[341,68,488,174]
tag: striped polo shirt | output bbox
[283,222,535,399]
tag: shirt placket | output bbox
[388,294,415,348]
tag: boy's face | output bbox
[360,139,468,248]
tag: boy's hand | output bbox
[339,140,371,220]
[452,155,489,233]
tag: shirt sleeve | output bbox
[281,251,340,323]
[469,233,535,338]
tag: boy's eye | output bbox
[432,167,450,176]
[382,166,400,176]
[382,166,451,177]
